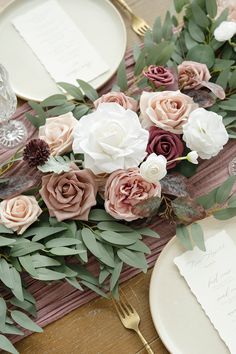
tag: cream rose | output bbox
[38,112,78,156]
[140,91,198,134]
[94,92,138,112]
[0,195,42,234]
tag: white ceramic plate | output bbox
[149,216,236,354]
[0,0,127,101]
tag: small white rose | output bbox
[73,103,149,174]
[187,151,198,164]
[214,21,236,42]
[182,108,229,160]
[140,153,167,183]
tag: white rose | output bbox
[72,103,149,174]
[183,108,229,159]
[140,153,167,183]
[214,21,236,42]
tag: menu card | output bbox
[12,0,109,85]
[174,231,236,353]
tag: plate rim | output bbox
[0,0,127,102]
[149,235,177,354]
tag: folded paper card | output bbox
[174,231,236,354]
[12,0,109,85]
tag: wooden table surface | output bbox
[0,0,172,353]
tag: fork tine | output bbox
[120,298,132,314]
[114,299,127,318]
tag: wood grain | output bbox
[0,0,172,352]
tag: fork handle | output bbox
[115,0,134,16]
[136,329,154,354]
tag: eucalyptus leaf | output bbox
[25,113,45,128]
[80,280,109,298]
[206,0,217,18]
[89,209,115,222]
[100,231,138,246]
[31,254,61,268]
[9,268,24,302]
[0,259,13,289]
[50,247,83,256]
[73,104,90,119]
[116,59,128,91]
[1,324,24,336]
[10,298,36,317]
[127,240,151,254]
[117,249,147,271]
[10,242,44,257]
[77,79,98,101]
[38,155,71,174]
[0,224,14,234]
[191,223,206,251]
[138,227,160,238]
[45,237,81,248]
[176,225,193,250]
[97,222,138,233]
[0,236,16,246]
[23,225,67,241]
[33,268,66,281]
[0,334,19,354]
[213,208,236,220]
[41,94,67,107]
[215,176,236,204]
[11,310,43,333]
[46,103,75,117]
[110,262,123,291]
[19,255,37,277]
[186,44,215,68]
[0,298,7,331]
[57,82,83,100]
[66,277,83,291]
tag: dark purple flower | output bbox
[147,127,184,169]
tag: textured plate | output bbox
[149,216,236,354]
[0,0,127,101]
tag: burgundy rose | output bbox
[143,65,177,90]
[147,127,184,169]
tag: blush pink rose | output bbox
[38,112,78,156]
[39,166,97,222]
[94,92,138,112]
[0,195,42,234]
[140,91,198,134]
[178,61,211,90]
[104,168,161,221]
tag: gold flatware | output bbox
[114,0,151,36]
[113,296,154,354]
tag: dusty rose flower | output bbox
[178,61,211,90]
[104,168,161,221]
[94,92,138,112]
[217,0,236,21]
[0,195,42,234]
[147,127,184,169]
[38,112,78,156]
[39,166,97,222]
[140,90,198,134]
[143,65,177,90]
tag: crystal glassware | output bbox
[0,64,27,149]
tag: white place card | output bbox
[174,231,236,353]
[12,0,109,85]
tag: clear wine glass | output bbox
[0,64,27,149]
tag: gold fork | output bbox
[114,0,151,36]
[113,297,154,354]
